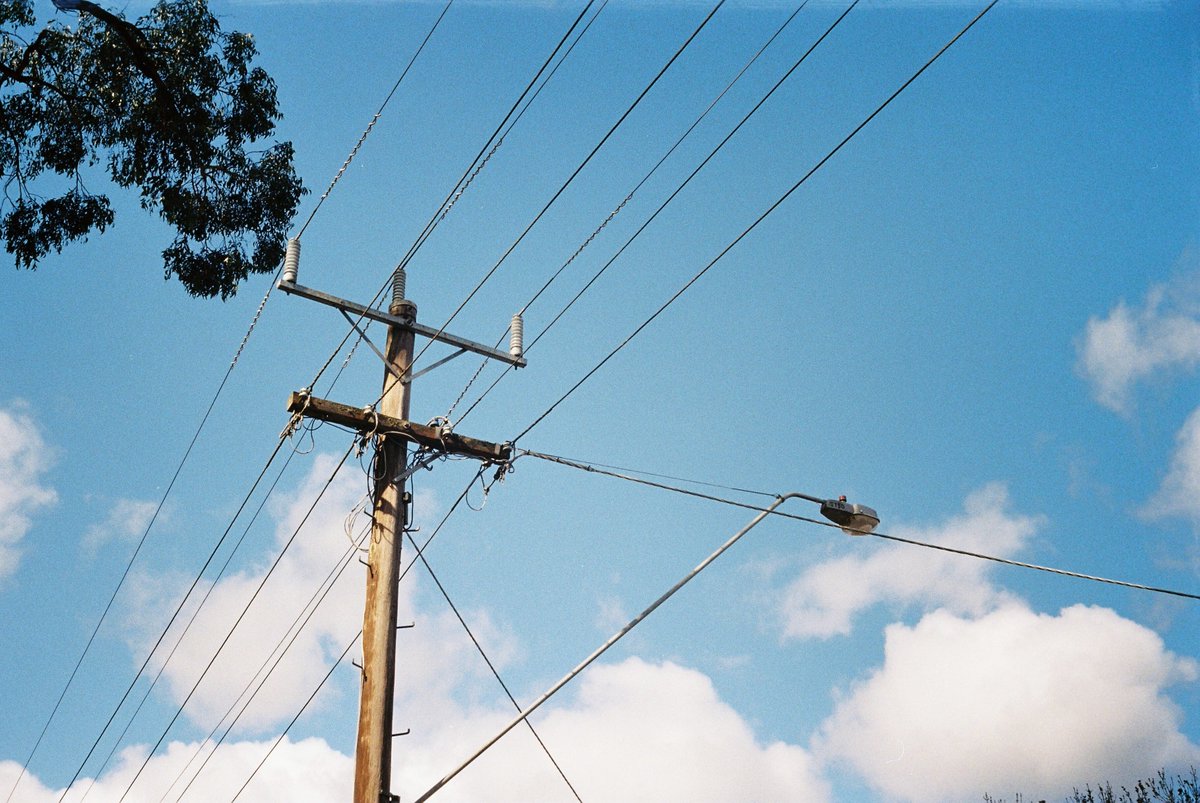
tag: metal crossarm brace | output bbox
[287,392,511,463]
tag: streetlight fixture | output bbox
[415,490,881,802]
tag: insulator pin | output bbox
[509,313,524,359]
[282,238,300,283]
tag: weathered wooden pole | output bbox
[353,286,415,803]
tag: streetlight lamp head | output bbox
[819,497,880,536]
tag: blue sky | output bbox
[2,0,1199,801]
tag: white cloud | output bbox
[2,657,829,802]
[816,603,1200,803]
[123,452,370,734]
[779,483,1041,639]
[0,403,57,581]
[1144,406,1200,525]
[393,657,830,802]
[0,735,352,802]
[1077,278,1200,414]
[82,498,159,556]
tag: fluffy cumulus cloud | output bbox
[0,402,57,580]
[122,452,373,734]
[0,735,351,802]
[393,657,830,802]
[816,603,1200,803]
[1077,277,1200,414]
[779,483,1040,639]
[1144,406,1200,526]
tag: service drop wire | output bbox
[514,0,997,445]
[445,0,810,426]
[117,440,358,801]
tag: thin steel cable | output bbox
[523,450,1200,602]
[55,433,294,802]
[117,441,357,801]
[166,448,444,800]
[222,467,481,801]
[515,0,995,445]
[404,530,583,802]
[294,0,454,240]
[371,0,727,418]
[446,0,807,425]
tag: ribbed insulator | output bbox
[392,267,407,307]
[282,238,300,283]
[509,313,524,358]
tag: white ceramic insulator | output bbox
[282,238,300,283]
[509,313,524,358]
[392,267,407,307]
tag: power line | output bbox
[403,532,583,802]
[56,431,297,801]
[446,0,811,426]
[5,9,455,797]
[77,442,308,803]
[369,0,729,419]
[304,0,604,394]
[521,449,1200,603]
[231,631,362,803]
[513,0,995,444]
[294,0,455,241]
[166,491,372,802]
[117,440,358,801]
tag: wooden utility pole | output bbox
[353,294,415,803]
[276,244,523,803]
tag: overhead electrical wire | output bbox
[55,432,298,802]
[4,7,455,799]
[408,7,1007,793]
[117,440,358,801]
[452,0,844,428]
[164,489,374,802]
[403,530,583,802]
[76,442,310,803]
[230,632,361,803]
[513,0,997,445]
[223,465,581,802]
[522,449,1200,603]
[445,0,810,425]
[303,0,604,394]
[349,0,728,430]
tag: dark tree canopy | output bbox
[0,0,303,298]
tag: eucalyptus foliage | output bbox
[0,0,303,298]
